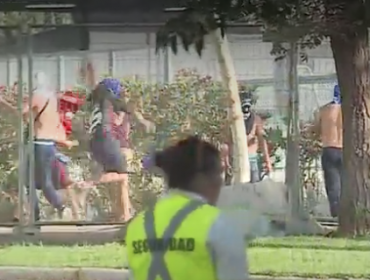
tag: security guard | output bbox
[126,136,248,280]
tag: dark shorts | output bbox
[90,128,128,173]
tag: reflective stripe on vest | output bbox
[144,200,204,280]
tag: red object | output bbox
[59,90,85,135]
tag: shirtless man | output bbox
[241,93,273,182]
[312,84,342,218]
[22,72,76,220]
[0,77,79,221]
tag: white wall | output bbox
[0,32,337,118]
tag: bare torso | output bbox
[319,104,342,148]
[32,94,60,140]
[247,115,262,154]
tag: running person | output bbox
[4,75,79,221]
[88,78,154,183]
[22,72,68,220]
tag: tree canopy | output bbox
[156,0,370,55]
[156,0,370,236]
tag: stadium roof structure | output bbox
[0,0,184,12]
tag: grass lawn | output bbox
[0,237,369,278]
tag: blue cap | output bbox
[99,78,122,98]
[332,84,341,104]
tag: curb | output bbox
[0,267,365,280]
[0,267,128,280]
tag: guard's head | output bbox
[332,84,341,104]
[148,136,224,205]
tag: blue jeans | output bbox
[321,147,342,217]
[27,140,65,220]
[249,154,260,183]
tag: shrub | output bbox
[0,70,320,219]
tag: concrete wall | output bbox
[0,33,336,111]
[0,32,336,184]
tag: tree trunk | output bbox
[209,29,250,183]
[285,42,302,219]
[330,26,370,236]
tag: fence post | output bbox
[163,47,172,83]
[57,55,65,91]
[26,25,37,233]
[6,57,11,87]
[108,50,116,77]
[14,26,25,235]
[273,51,289,115]
[285,41,303,232]
[146,33,152,83]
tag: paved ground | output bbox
[0,225,126,245]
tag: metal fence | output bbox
[0,24,337,231]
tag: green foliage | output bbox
[156,0,368,57]
[0,70,324,219]
[269,116,322,195]
[126,69,231,152]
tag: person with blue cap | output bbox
[312,83,342,217]
[88,76,154,221]
[332,84,341,104]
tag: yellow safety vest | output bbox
[126,194,220,280]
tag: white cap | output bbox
[33,71,53,97]
[34,71,47,86]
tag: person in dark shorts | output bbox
[88,78,130,183]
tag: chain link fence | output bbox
[0,26,337,228]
